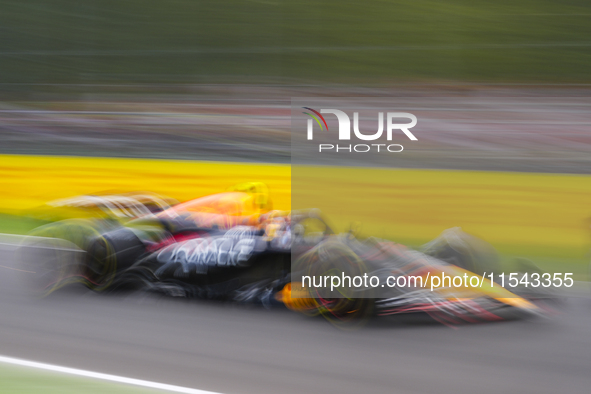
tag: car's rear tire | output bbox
[85,227,146,291]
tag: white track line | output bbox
[0,355,224,394]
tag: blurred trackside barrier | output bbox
[1,154,590,260]
[0,154,290,213]
[293,166,591,260]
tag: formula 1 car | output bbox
[18,183,543,326]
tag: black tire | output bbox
[294,239,374,328]
[84,227,146,291]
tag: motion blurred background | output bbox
[1,1,591,393]
[2,0,591,85]
[2,0,590,272]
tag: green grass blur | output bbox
[0,214,49,235]
[0,364,164,393]
[1,0,590,85]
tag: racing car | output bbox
[18,182,543,326]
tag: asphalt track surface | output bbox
[1,243,591,394]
